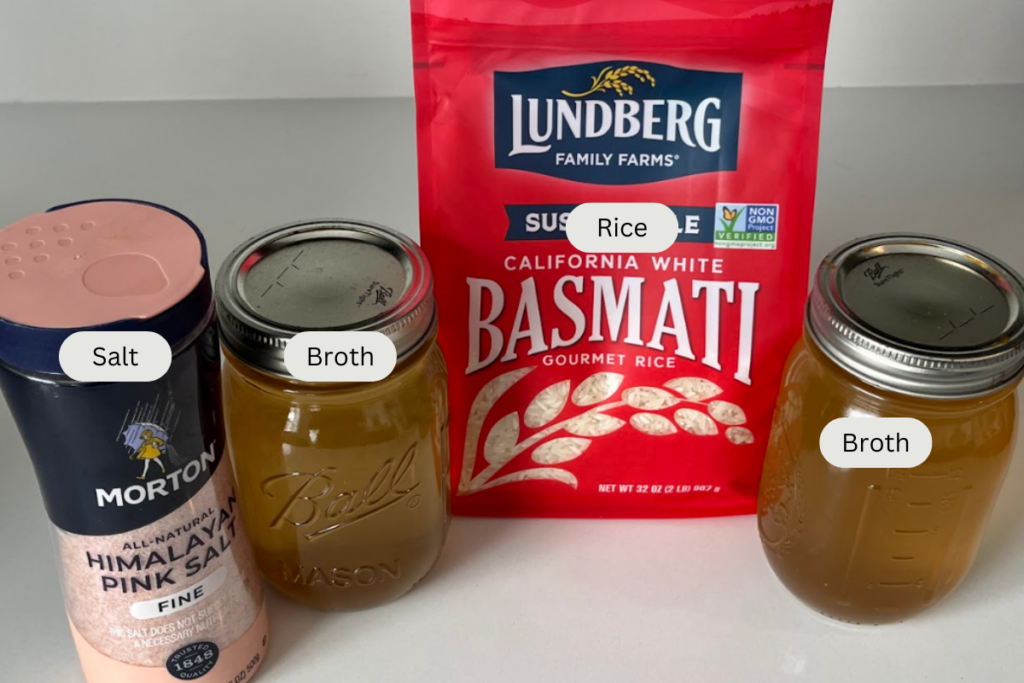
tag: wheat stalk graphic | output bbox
[459,369,753,494]
[562,65,656,98]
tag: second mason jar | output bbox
[216,219,450,611]
[759,234,1024,624]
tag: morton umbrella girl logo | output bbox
[118,398,182,481]
[126,424,168,480]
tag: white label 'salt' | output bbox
[130,567,226,620]
[59,331,172,382]
[284,331,397,382]
[819,417,932,468]
[566,203,678,253]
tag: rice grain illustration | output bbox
[461,370,754,493]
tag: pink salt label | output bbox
[70,602,269,683]
[0,202,204,328]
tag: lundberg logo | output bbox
[495,61,742,185]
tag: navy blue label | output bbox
[505,205,715,243]
[494,62,742,185]
[0,323,224,535]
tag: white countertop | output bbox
[1,86,1023,682]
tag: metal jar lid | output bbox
[807,233,1024,399]
[216,219,435,377]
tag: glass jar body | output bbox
[222,335,450,611]
[759,333,1019,624]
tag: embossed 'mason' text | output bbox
[261,445,421,540]
[279,561,401,588]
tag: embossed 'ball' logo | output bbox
[260,444,422,541]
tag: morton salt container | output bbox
[0,200,268,682]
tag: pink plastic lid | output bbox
[0,202,205,329]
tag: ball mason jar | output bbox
[759,234,1024,624]
[216,219,450,611]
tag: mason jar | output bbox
[216,219,450,611]
[759,234,1024,624]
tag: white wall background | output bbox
[1,0,1022,103]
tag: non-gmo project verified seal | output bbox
[714,203,779,250]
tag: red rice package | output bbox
[412,0,833,517]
